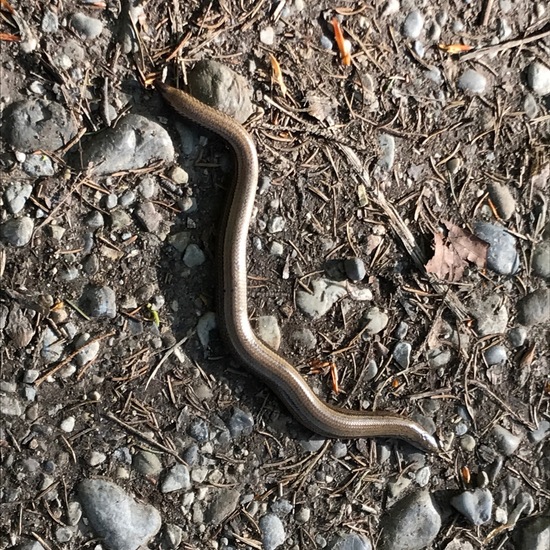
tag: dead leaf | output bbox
[438,43,473,54]
[269,53,287,97]
[425,221,488,282]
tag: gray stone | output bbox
[513,513,550,550]
[474,222,519,275]
[188,60,254,124]
[344,257,366,282]
[363,307,389,335]
[205,488,240,525]
[0,217,34,247]
[331,441,348,459]
[508,326,527,348]
[458,69,487,94]
[378,133,395,170]
[259,513,286,550]
[162,523,183,549]
[483,345,507,365]
[135,201,162,233]
[2,99,77,151]
[296,278,347,319]
[40,327,65,364]
[74,333,100,367]
[527,62,550,96]
[256,315,281,350]
[267,216,285,233]
[393,342,412,369]
[80,114,174,176]
[188,418,209,442]
[0,393,23,416]
[427,348,452,368]
[85,210,105,228]
[4,182,33,214]
[529,420,550,443]
[299,435,326,453]
[78,479,161,550]
[22,154,55,177]
[80,285,117,319]
[516,289,550,326]
[228,408,254,438]
[291,327,317,350]
[70,13,103,39]
[160,464,191,493]
[532,240,550,279]
[328,533,372,550]
[183,243,206,267]
[451,488,493,525]
[380,491,441,550]
[493,425,522,456]
[132,450,162,477]
[460,434,476,452]
[13,542,45,550]
[41,9,59,33]
[402,11,424,39]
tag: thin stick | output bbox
[461,26,550,61]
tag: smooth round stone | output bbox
[402,10,424,39]
[483,345,507,365]
[0,217,34,246]
[460,434,476,452]
[493,425,522,456]
[458,69,487,94]
[451,488,493,526]
[487,181,516,220]
[516,289,550,326]
[527,61,550,96]
[508,326,527,348]
[532,240,550,279]
[344,257,366,281]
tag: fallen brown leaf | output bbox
[425,221,488,282]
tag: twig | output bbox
[481,0,495,27]
[461,25,550,61]
[35,331,116,386]
[104,412,187,464]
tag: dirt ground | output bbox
[1,1,549,549]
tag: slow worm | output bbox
[155,80,439,453]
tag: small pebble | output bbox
[295,506,311,524]
[402,11,424,39]
[259,514,285,550]
[460,434,476,452]
[0,217,34,247]
[183,244,206,268]
[260,26,275,46]
[483,345,507,365]
[331,441,348,459]
[71,13,103,39]
[344,258,366,282]
[527,61,550,96]
[528,420,550,443]
[363,307,389,335]
[532,241,550,279]
[493,425,522,456]
[60,416,76,433]
[393,342,412,369]
[89,451,107,466]
[160,464,191,493]
[451,488,493,526]
[458,69,487,95]
[516,289,550,326]
[508,326,527,348]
